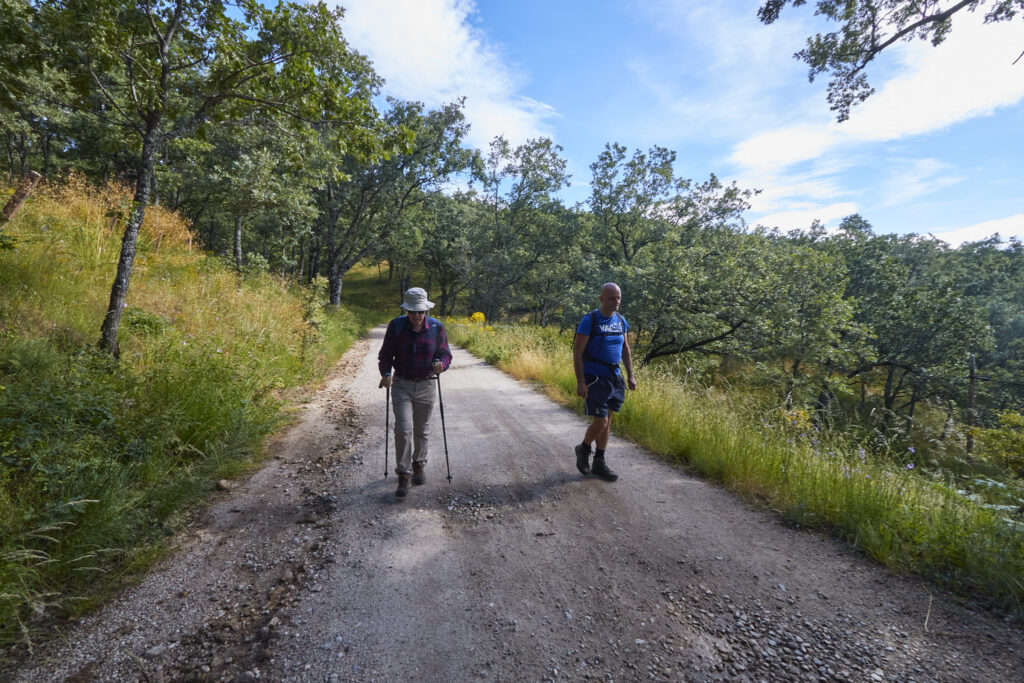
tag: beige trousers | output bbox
[391,376,435,475]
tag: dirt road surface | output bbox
[7,326,1024,682]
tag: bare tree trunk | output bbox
[966,353,977,455]
[1,170,42,225]
[151,163,159,206]
[308,237,320,283]
[328,260,344,305]
[99,125,158,356]
[42,133,51,177]
[233,214,243,271]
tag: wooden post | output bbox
[966,353,977,455]
[1,171,43,225]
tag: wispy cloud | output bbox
[729,11,1024,171]
[928,213,1024,247]
[753,203,859,231]
[880,159,964,207]
[624,1,823,141]
[726,9,1023,232]
[336,0,557,148]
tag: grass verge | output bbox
[0,178,390,649]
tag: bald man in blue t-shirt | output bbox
[572,282,637,481]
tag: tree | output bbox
[629,227,774,366]
[588,143,678,266]
[758,0,1024,120]
[314,99,473,305]
[819,220,994,435]
[750,235,862,407]
[417,192,478,315]
[42,0,380,355]
[465,136,570,319]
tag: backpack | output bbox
[580,309,625,374]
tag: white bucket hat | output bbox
[401,287,435,312]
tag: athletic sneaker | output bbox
[575,443,591,475]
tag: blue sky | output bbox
[334,0,1024,245]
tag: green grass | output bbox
[447,318,1024,613]
[0,180,393,649]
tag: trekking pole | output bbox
[384,384,390,478]
[435,374,452,483]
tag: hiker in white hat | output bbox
[377,287,453,498]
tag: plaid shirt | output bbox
[378,315,452,380]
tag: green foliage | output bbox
[121,307,169,336]
[978,412,1024,476]
[319,98,475,305]
[463,135,571,319]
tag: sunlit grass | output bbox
[447,319,1024,613]
[0,179,392,648]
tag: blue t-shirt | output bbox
[577,310,629,377]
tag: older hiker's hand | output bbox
[379,375,392,389]
[432,361,444,375]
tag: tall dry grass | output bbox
[0,178,387,649]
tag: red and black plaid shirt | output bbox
[378,315,452,380]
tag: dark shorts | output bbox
[584,372,625,417]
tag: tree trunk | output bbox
[233,214,243,271]
[308,237,320,283]
[42,133,51,177]
[1,170,42,225]
[881,364,897,431]
[328,261,343,306]
[883,364,897,412]
[905,381,922,433]
[99,125,158,356]
[150,163,159,206]
[966,353,977,455]
[939,400,955,441]
[815,384,832,426]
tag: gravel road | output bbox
[7,325,1023,682]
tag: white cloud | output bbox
[730,125,841,170]
[723,9,1023,237]
[336,0,556,148]
[729,10,1024,172]
[881,158,964,207]
[752,202,860,231]
[843,15,1024,142]
[928,213,1024,247]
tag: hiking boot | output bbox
[396,473,411,497]
[574,443,591,475]
[591,453,618,482]
[412,461,426,485]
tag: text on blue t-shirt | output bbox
[577,310,629,377]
